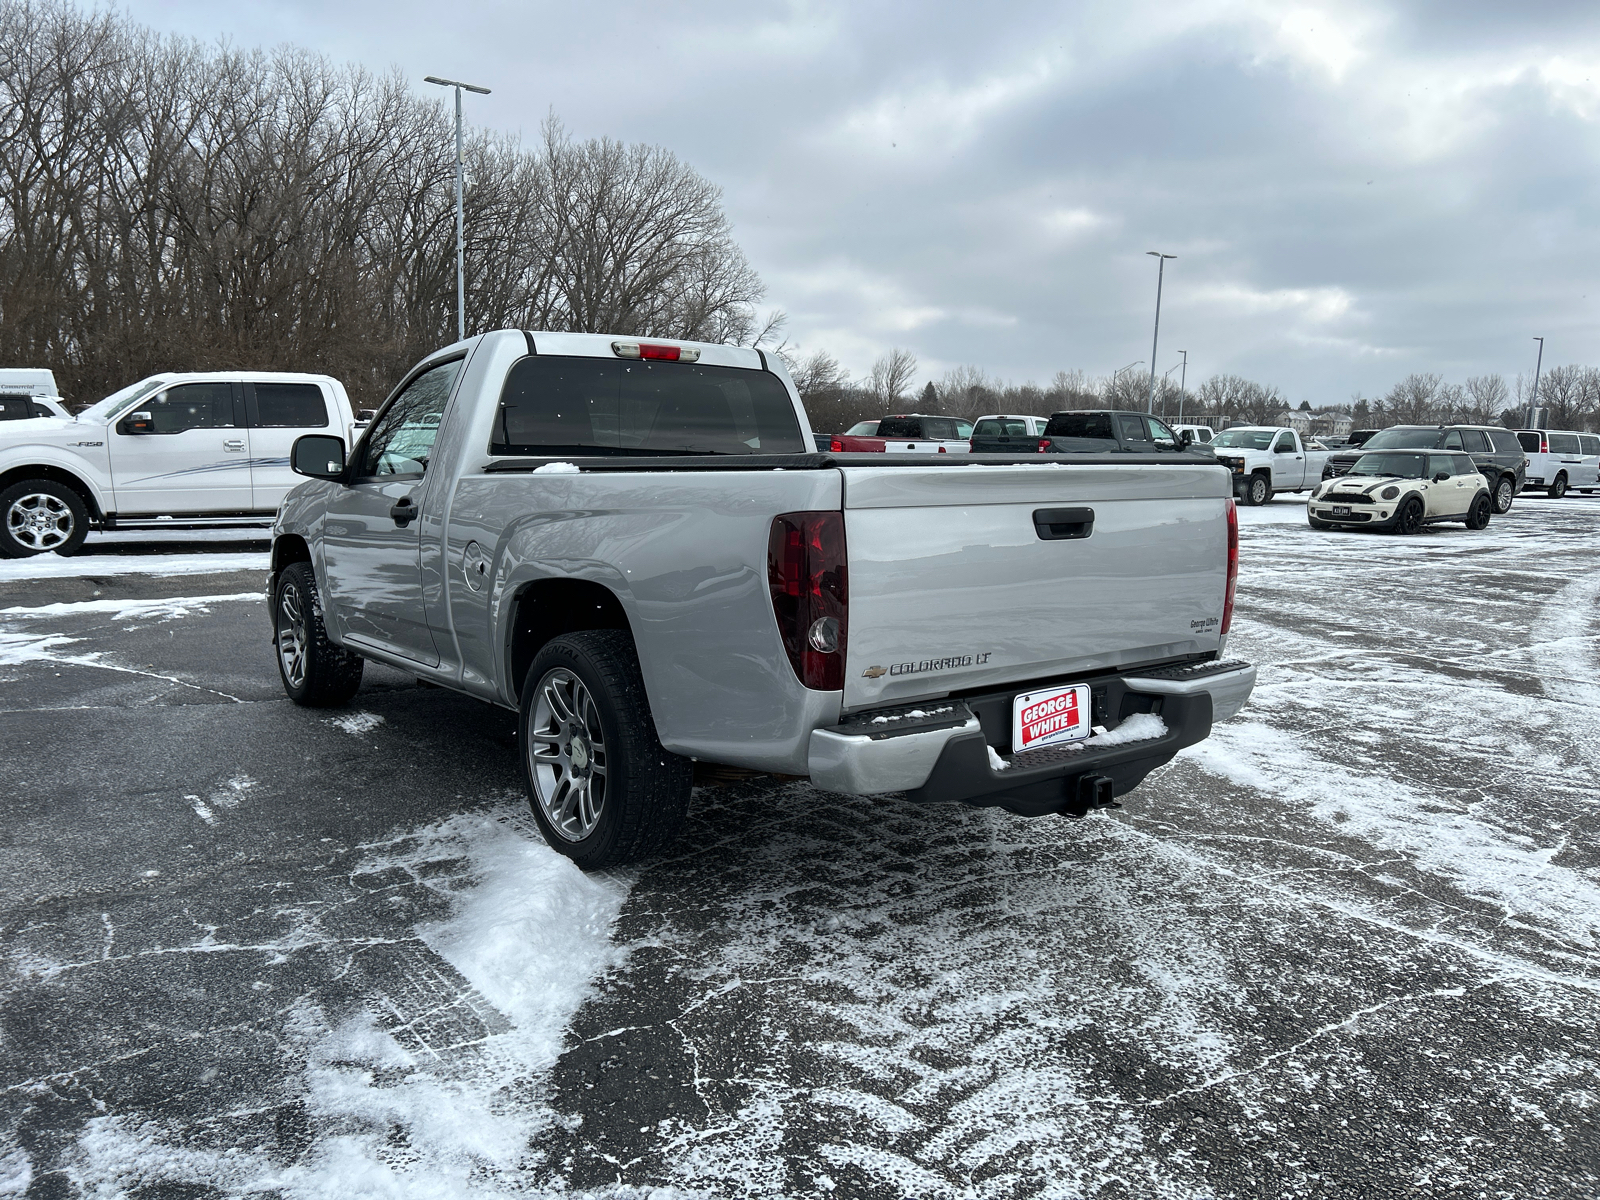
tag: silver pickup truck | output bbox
[269,330,1254,868]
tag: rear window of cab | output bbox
[491,356,806,456]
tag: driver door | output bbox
[320,358,461,666]
[1271,432,1303,488]
[108,381,252,514]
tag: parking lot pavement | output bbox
[2,496,1598,1198]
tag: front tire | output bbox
[1308,514,1334,530]
[275,562,364,706]
[1493,475,1515,514]
[1392,496,1425,535]
[0,479,89,558]
[520,630,691,870]
[1464,493,1492,530]
[1549,473,1568,499]
[1243,474,1271,506]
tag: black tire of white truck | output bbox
[0,478,89,558]
[519,629,692,870]
[274,561,364,706]
[1243,473,1271,506]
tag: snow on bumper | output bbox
[807,661,1256,806]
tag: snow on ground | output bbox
[0,528,269,581]
[62,806,630,1199]
[2,490,1598,1197]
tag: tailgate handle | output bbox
[1033,507,1094,540]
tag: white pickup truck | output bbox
[268,329,1255,869]
[0,371,369,557]
[1209,426,1335,506]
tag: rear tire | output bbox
[1463,493,1492,530]
[275,562,364,706]
[1550,473,1568,499]
[519,630,692,870]
[0,479,89,558]
[1493,475,1515,514]
[1393,496,1425,535]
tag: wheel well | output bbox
[0,465,102,520]
[508,578,632,696]
[272,535,312,576]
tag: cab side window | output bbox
[356,359,462,478]
[1427,454,1455,479]
[1273,432,1298,453]
[253,383,328,428]
[123,383,237,434]
[1452,454,1477,476]
[1116,414,1151,445]
[1146,417,1180,450]
[1460,429,1489,453]
[1442,430,1464,450]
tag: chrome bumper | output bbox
[806,661,1256,797]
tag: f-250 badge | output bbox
[863,652,992,679]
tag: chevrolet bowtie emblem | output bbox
[862,665,887,679]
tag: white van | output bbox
[0,369,65,421]
[1515,429,1600,497]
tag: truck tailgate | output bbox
[841,460,1230,711]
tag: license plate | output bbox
[1012,683,1091,753]
[1332,505,1351,516]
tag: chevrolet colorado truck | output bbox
[0,371,369,557]
[269,330,1255,868]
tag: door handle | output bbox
[224,439,245,451]
[1033,507,1094,540]
[390,496,416,527]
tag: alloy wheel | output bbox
[527,667,608,842]
[6,492,73,551]
[277,583,308,689]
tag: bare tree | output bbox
[1462,374,1509,425]
[868,347,918,408]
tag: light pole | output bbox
[1146,251,1176,413]
[1161,362,1183,417]
[1529,336,1545,428]
[1112,360,1143,402]
[424,75,492,343]
[1177,350,1188,422]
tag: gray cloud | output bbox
[122,0,1600,403]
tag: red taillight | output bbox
[1221,497,1239,635]
[1038,438,1050,452]
[937,444,947,453]
[767,512,848,691]
[640,343,680,360]
[1541,435,1549,453]
[830,438,843,452]
[610,340,700,362]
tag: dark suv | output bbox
[1038,410,1206,454]
[1323,425,1526,513]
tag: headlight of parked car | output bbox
[1381,485,1400,499]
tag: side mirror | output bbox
[292,434,347,481]
[1179,429,1194,446]
[355,409,377,422]
[1433,471,1450,483]
[123,411,155,434]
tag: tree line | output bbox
[0,0,775,408]
[788,345,1599,434]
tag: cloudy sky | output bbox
[123,0,1600,405]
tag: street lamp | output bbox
[1161,362,1183,417]
[1177,350,1188,422]
[1529,336,1545,428]
[1146,251,1176,413]
[1113,359,1144,382]
[425,75,492,343]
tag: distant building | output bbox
[1275,409,1312,433]
[1310,411,1353,439]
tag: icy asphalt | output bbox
[1,501,1597,1199]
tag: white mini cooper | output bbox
[1308,450,1493,533]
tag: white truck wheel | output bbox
[0,479,89,558]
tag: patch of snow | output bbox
[0,593,259,620]
[1086,712,1166,747]
[68,804,631,1197]
[328,711,384,736]
[0,552,268,581]
[986,745,1011,771]
[869,706,952,725]
[532,461,581,474]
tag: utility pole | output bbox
[1146,252,1176,413]
[1529,336,1545,428]
[424,75,492,343]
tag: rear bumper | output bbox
[807,660,1256,815]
